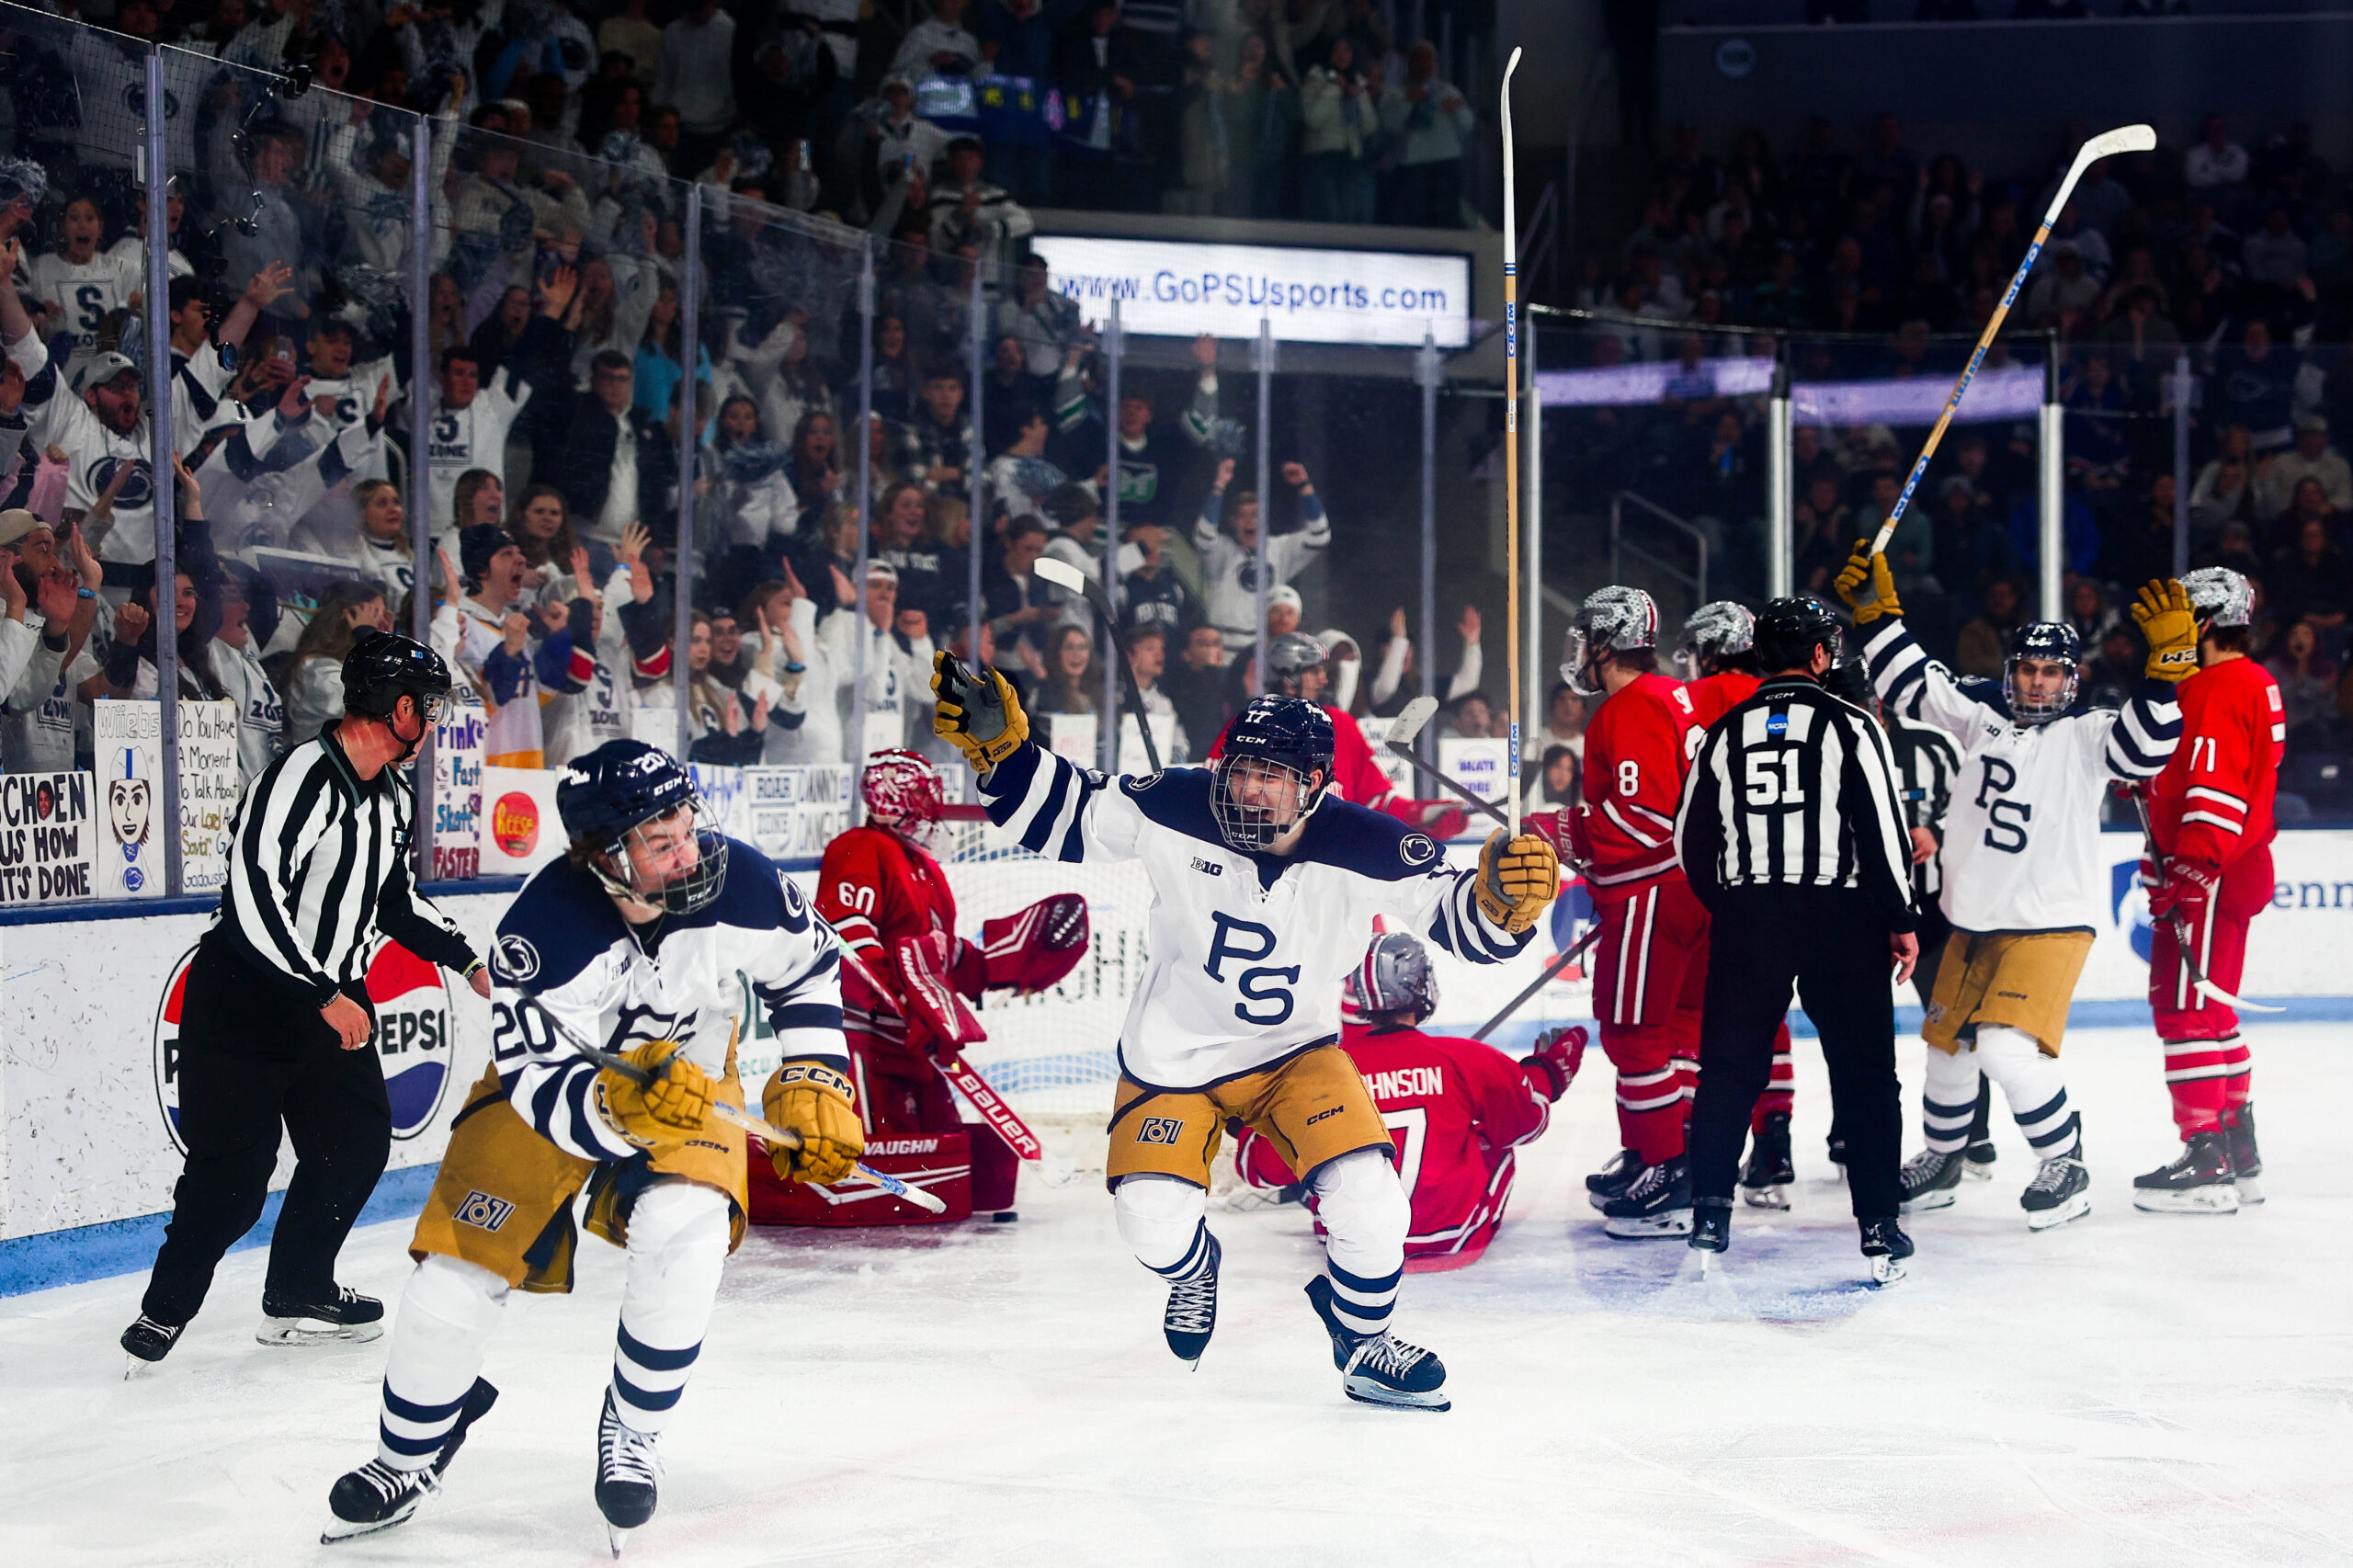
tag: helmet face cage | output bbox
[2178,566,2254,631]
[1211,754,1324,853]
[2005,622,2082,726]
[591,796,731,916]
[862,748,949,852]
[1347,932,1437,1024]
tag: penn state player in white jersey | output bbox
[1842,546,2194,1228]
[934,659,1561,1411]
[324,741,858,1551]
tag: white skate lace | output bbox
[2025,1155,2081,1197]
[1623,1162,1672,1200]
[600,1410,665,1489]
[1901,1148,1954,1186]
[1165,1271,1216,1335]
[1348,1332,1433,1381]
[352,1459,435,1506]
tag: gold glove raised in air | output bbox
[1475,830,1561,935]
[1833,541,1904,625]
[932,651,1029,772]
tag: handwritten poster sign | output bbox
[94,701,165,898]
[176,700,240,892]
[0,770,96,903]
[432,704,485,881]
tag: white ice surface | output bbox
[6,1025,2353,1568]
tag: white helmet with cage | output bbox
[1561,586,1661,697]
[2178,567,2254,631]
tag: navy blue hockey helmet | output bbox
[557,739,729,914]
[1211,696,1336,853]
[2005,621,2082,725]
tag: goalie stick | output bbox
[1032,554,1162,773]
[2126,791,2282,1014]
[820,917,1050,1163]
[514,992,952,1212]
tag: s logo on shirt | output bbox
[1204,913,1300,1027]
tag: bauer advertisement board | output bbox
[8,829,2353,1246]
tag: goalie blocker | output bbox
[749,750,1091,1226]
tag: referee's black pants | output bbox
[141,937,388,1326]
[1692,887,1904,1221]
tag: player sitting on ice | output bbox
[934,655,1559,1413]
[1842,545,2192,1230]
[1675,600,1802,1209]
[1234,932,1586,1270]
[323,741,859,1552]
[785,747,1086,1219]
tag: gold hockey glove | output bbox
[1833,541,1904,625]
[763,1061,865,1185]
[595,1041,713,1147]
[933,652,1030,772]
[1475,830,1561,934]
[2133,578,2200,684]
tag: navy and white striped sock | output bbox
[379,1381,469,1472]
[611,1324,702,1435]
[1324,1259,1402,1340]
[2016,1091,2081,1160]
[1147,1220,1214,1283]
[1921,1049,1981,1154]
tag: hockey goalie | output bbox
[746,750,1088,1224]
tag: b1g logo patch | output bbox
[153,937,457,1154]
[1135,1116,1185,1146]
[454,1190,516,1232]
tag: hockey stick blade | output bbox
[516,993,948,1212]
[1472,923,1602,1040]
[1032,555,1162,772]
[1387,694,1440,747]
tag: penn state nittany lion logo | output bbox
[86,455,154,512]
[493,932,540,983]
[1399,833,1438,866]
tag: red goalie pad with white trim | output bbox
[894,929,987,1057]
[977,893,1091,995]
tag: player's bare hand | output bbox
[322,992,372,1051]
[112,597,151,645]
[244,260,294,309]
[1890,931,1919,986]
[467,966,494,999]
[1909,825,1938,865]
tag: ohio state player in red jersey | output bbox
[1235,932,1585,1269]
[1525,585,1703,1238]
[761,750,1086,1219]
[1677,601,1802,1208]
[2133,568,2285,1214]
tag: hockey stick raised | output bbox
[1032,555,1162,773]
[819,915,1050,1163]
[1501,44,1526,838]
[1471,923,1603,1041]
[1379,693,1511,830]
[2125,792,2282,1014]
[514,992,951,1212]
[1870,122,2156,559]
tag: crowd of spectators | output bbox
[0,0,1518,865]
[1562,107,2353,810]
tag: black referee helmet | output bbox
[343,627,453,723]
[1753,597,1844,675]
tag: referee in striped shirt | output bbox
[125,630,490,1366]
[1674,597,1922,1276]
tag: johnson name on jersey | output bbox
[1863,621,2180,934]
[483,838,846,1164]
[977,745,1530,1091]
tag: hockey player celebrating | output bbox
[790,747,1087,1218]
[1234,932,1586,1269]
[1675,599,1801,1208]
[934,658,1558,1411]
[1540,586,1704,1237]
[323,740,858,1551]
[1842,546,2192,1229]
[2133,567,2285,1213]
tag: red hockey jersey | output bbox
[2148,655,2286,871]
[816,825,967,1057]
[1235,1021,1553,1270]
[1683,669,1760,732]
[1571,672,1699,903]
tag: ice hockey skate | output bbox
[1963,1140,1999,1179]
[1162,1233,1221,1365]
[257,1286,384,1346]
[2225,1106,2265,1204]
[1738,1114,1794,1210]
[119,1314,183,1376]
[1305,1277,1449,1413]
[1899,1147,1967,1212]
[1860,1219,1914,1287]
[2132,1131,2240,1214]
[322,1378,498,1543]
[1601,1155,1693,1238]
[2021,1153,2093,1230]
[1586,1147,1643,1210]
[1688,1198,1733,1260]
[596,1388,664,1555]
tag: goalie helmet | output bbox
[2005,621,2083,726]
[1342,931,1438,1025]
[2179,566,2254,630]
[1674,600,1756,680]
[1211,697,1335,853]
[557,740,730,915]
[1561,586,1660,697]
[863,748,949,852]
